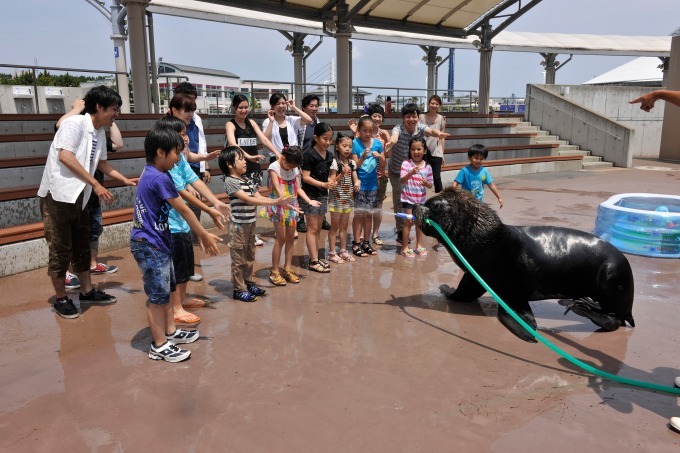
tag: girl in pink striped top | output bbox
[399,137,433,258]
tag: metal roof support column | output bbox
[336,31,350,113]
[147,11,160,113]
[282,32,307,102]
[334,1,352,114]
[661,57,670,87]
[477,23,493,115]
[540,53,557,84]
[110,1,130,113]
[123,0,151,113]
[420,46,440,99]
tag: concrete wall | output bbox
[526,84,633,167]
[540,84,664,158]
[0,86,84,115]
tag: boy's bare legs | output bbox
[148,302,168,347]
[171,282,198,322]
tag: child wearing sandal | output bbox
[264,146,320,286]
[400,137,433,258]
[300,122,337,273]
[348,104,391,247]
[327,133,360,264]
[218,146,293,302]
[130,127,222,362]
[158,116,228,325]
[351,116,385,257]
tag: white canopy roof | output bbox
[148,0,671,57]
[584,57,663,85]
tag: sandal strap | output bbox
[361,241,376,255]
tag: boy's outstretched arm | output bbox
[487,182,503,208]
[178,189,226,230]
[167,196,223,255]
[189,178,231,218]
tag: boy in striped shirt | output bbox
[218,146,293,302]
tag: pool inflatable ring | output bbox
[594,193,680,258]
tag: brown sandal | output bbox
[309,261,330,273]
[327,253,344,264]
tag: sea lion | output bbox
[412,188,635,343]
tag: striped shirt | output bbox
[388,123,427,175]
[329,158,356,210]
[224,175,257,224]
[400,159,433,205]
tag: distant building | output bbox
[157,61,240,113]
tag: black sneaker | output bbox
[79,289,117,305]
[322,218,331,230]
[166,328,200,344]
[296,218,307,233]
[233,290,258,302]
[247,284,267,297]
[54,297,79,319]
[148,341,191,362]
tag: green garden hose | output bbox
[426,217,680,396]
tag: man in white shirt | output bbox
[39,86,136,319]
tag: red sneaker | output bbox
[90,263,119,275]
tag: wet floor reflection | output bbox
[2,165,680,449]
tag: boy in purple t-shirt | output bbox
[130,127,222,363]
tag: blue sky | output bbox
[1,0,678,97]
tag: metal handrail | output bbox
[241,80,336,112]
[526,94,623,140]
[353,85,478,113]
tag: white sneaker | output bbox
[254,235,264,246]
[674,376,680,388]
[148,341,191,362]
[670,417,680,432]
[189,273,203,282]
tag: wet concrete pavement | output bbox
[2,160,680,452]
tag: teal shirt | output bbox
[168,154,199,234]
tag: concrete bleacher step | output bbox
[558,149,590,157]
[0,111,589,272]
[503,119,617,170]
[553,144,580,151]
[581,156,613,169]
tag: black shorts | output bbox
[171,232,194,284]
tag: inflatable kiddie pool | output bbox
[595,193,680,258]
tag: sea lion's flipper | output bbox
[561,299,620,332]
[445,273,486,302]
[497,305,538,343]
